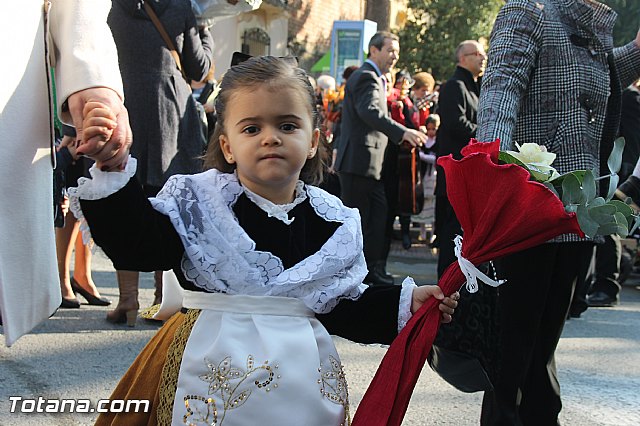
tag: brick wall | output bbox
[287,0,408,69]
[287,0,365,66]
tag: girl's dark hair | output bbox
[425,114,440,128]
[203,56,326,185]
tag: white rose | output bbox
[512,143,556,166]
[506,143,559,182]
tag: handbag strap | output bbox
[143,1,189,83]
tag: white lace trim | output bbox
[398,277,417,332]
[68,157,137,244]
[150,170,369,313]
[242,180,307,225]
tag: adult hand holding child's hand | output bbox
[67,88,132,171]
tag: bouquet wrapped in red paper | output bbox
[352,137,638,426]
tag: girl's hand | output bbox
[79,101,120,169]
[411,285,459,323]
[82,101,117,141]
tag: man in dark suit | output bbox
[334,31,427,286]
[434,40,486,278]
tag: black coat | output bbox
[435,66,480,196]
[335,61,407,180]
[620,85,640,181]
[108,0,214,187]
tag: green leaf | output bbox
[595,211,630,237]
[607,173,620,201]
[576,204,599,238]
[528,165,556,182]
[581,170,597,203]
[609,199,635,218]
[589,197,606,207]
[607,137,625,175]
[588,203,618,225]
[499,151,529,169]
[561,173,583,205]
[597,222,623,236]
[550,170,587,185]
[543,181,559,198]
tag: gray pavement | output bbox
[1,242,639,425]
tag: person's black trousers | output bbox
[568,243,595,316]
[590,234,622,297]
[339,172,387,267]
[481,242,594,426]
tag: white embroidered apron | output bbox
[173,291,349,426]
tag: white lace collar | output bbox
[242,180,307,225]
[149,170,369,313]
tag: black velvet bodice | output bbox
[232,193,341,269]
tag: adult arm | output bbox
[353,72,407,143]
[476,0,544,150]
[620,87,640,178]
[612,39,640,89]
[181,9,214,82]
[49,0,131,170]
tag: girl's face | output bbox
[219,85,319,204]
[426,122,437,138]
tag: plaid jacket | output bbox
[477,0,640,242]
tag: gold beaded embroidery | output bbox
[157,309,201,426]
[139,303,161,319]
[183,355,280,425]
[318,355,351,426]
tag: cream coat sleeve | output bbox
[48,0,124,123]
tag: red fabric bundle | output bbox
[352,139,584,425]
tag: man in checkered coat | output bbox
[476,0,640,424]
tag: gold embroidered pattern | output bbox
[157,309,201,426]
[139,303,161,319]
[183,355,280,425]
[318,355,351,426]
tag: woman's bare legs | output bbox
[55,208,78,301]
[72,228,105,298]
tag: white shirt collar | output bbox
[242,181,307,225]
[365,59,383,77]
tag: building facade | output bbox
[209,0,407,77]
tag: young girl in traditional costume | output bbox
[72,56,457,426]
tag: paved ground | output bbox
[1,241,639,425]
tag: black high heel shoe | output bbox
[71,278,111,306]
[60,297,81,309]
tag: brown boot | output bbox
[152,270,163,306]
[106,270,140,327]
